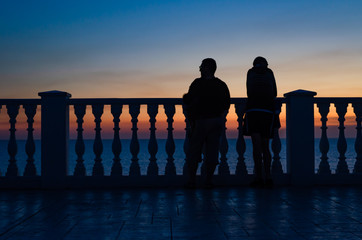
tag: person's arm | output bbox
[221,82,231,112]
[183,93,190,105]
[225,84,231,111]
[183,80,196,105]
[271,70,277,98]
[246,70,250,98]
[183,79,199,122]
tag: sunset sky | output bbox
[1,0,362,139]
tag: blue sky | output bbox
[1,0,362,98]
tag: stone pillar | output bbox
[39,90,71,188]
[284,90,316,185]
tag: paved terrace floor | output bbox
[0,187,361,240]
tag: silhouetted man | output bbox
[183,58,230,188]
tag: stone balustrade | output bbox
[0,91,361,188]
[314,97,362,184]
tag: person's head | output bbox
[253,56,268,68]
[200,58,217,78]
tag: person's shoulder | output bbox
[215,77,229,89]
[266,68,275,77]
[190,77,202,86]
[266,68,274,73]
[193,77,203,83]
[215,77,226,84]
[247,68,255,76]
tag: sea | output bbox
[0,139,358,176]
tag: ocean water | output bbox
[0,138,358,176]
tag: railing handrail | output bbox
[68,98,183,105]
[4,97,362,106]
[314,97,362,104]
[0,99,41,105]
[67,97,286,105]
[0,97,287,106]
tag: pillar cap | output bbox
[38,90,71,98]
[284,89,317,97]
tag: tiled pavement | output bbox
[0,187,361,240]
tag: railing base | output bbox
[0,174,361,189]
[314,174,362,185]
[0,176,41,189]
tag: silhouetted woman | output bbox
[244,56,278,188]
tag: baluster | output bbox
[23,104,37,176]
[111,104,123,176]
[74,104,86,176]
[317,102,331,174]
[6,104,19,176]
[182,106,191,176]
[164,104,176,176]
[352,103,362,173]
[92,104,104,176]
[147,104,159,176]
[218,110,230,176]
[235,102,247,175]
[129,104,141,176]
[271,100,283,174]
[335,103,349,174]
